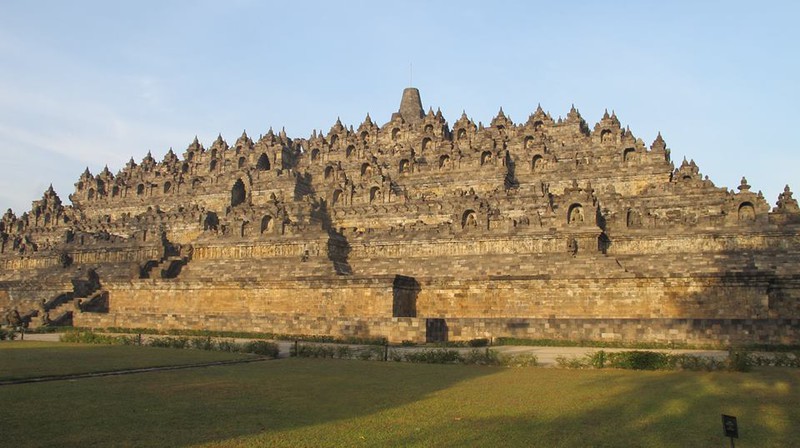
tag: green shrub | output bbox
[588,351,607,368]
[335,346,353,359]
[555,355,589,369]
[191,336,215,351]
[0,327,18,340]
[147,336,190,349]
[727,350,752,372]
[400,340,417,347]
[242,341,279,358]
[357,346,385,361]
[500,353,538,368]
[215,340,240,353]
[293,344,337,358]
[607,351,669,370]
[403,349,462,364]
[468,338,490,347]
[61,330,123,345]
[462,348,502,365]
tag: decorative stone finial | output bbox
[737,177,751,191]
[397,87,424,124]
[776,185,800,212]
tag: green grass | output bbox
[0,344,798,447]
[0,341,254,381]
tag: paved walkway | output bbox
[19,332,729,367]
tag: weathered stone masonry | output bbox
[1,88,798,344]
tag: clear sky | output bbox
[0,0,797,214]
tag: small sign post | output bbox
[722,414,738,448]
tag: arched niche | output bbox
[136,184,145,196]
[203,212,219,231]
[238,156,246,169]
[231,179,246,208]
[241,221,251,237]
[369,186,381,203]
[260,215,273,234]
[623,148,636,162]
[568,203,584,225]
[311,148,320,161]
[532,154,543,172]
[209,159,217,172]
[439,155,450,170]
[421,137,432,153]
[163,182,172,194]
[332,189,343,206]
[399,159,411,174]
[257,153,270,171]
[324,166,335,180]
[738,202,756,221]
[524,136,534,149]
[462,210,478,230]
[391,128,400,141]
[457,128,467,140]
[481,151,493,166]
[600,129,612,143]
[112,186,120,198]
[330,134,338,146]
[88,188,95,200]
[346,145,355,158]
[361,163,372,178]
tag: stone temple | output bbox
[1,88,799,345]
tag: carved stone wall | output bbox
[2,88,799,344]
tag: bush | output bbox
[727,350,752,372]
[61,330,123,345]
[242,340,279,358]
[462,348,501,365]
[147,336,190,349]
[357,346,385,361]
[403,349,462,364]
[606,351,669,370]
[555,355,590,369]
[293,344,337,358]
[0,327,18,340]
[588,351,607,369]
[215,340,240,353]
[468,338,490,347]
[500,353,538,368]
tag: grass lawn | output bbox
[0,341,255,381]
[0,346,797,447]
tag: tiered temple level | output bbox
[1,88,798,344]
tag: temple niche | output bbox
[0,87,798,346]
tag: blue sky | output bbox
[0,0,797,214]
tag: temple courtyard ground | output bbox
[1,340,797,447]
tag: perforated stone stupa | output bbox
[1,88,798,344]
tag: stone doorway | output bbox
[425,318,448,343]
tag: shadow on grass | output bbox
[2,356,798,447]
[378,368,800,448]
[0,358,497,447]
